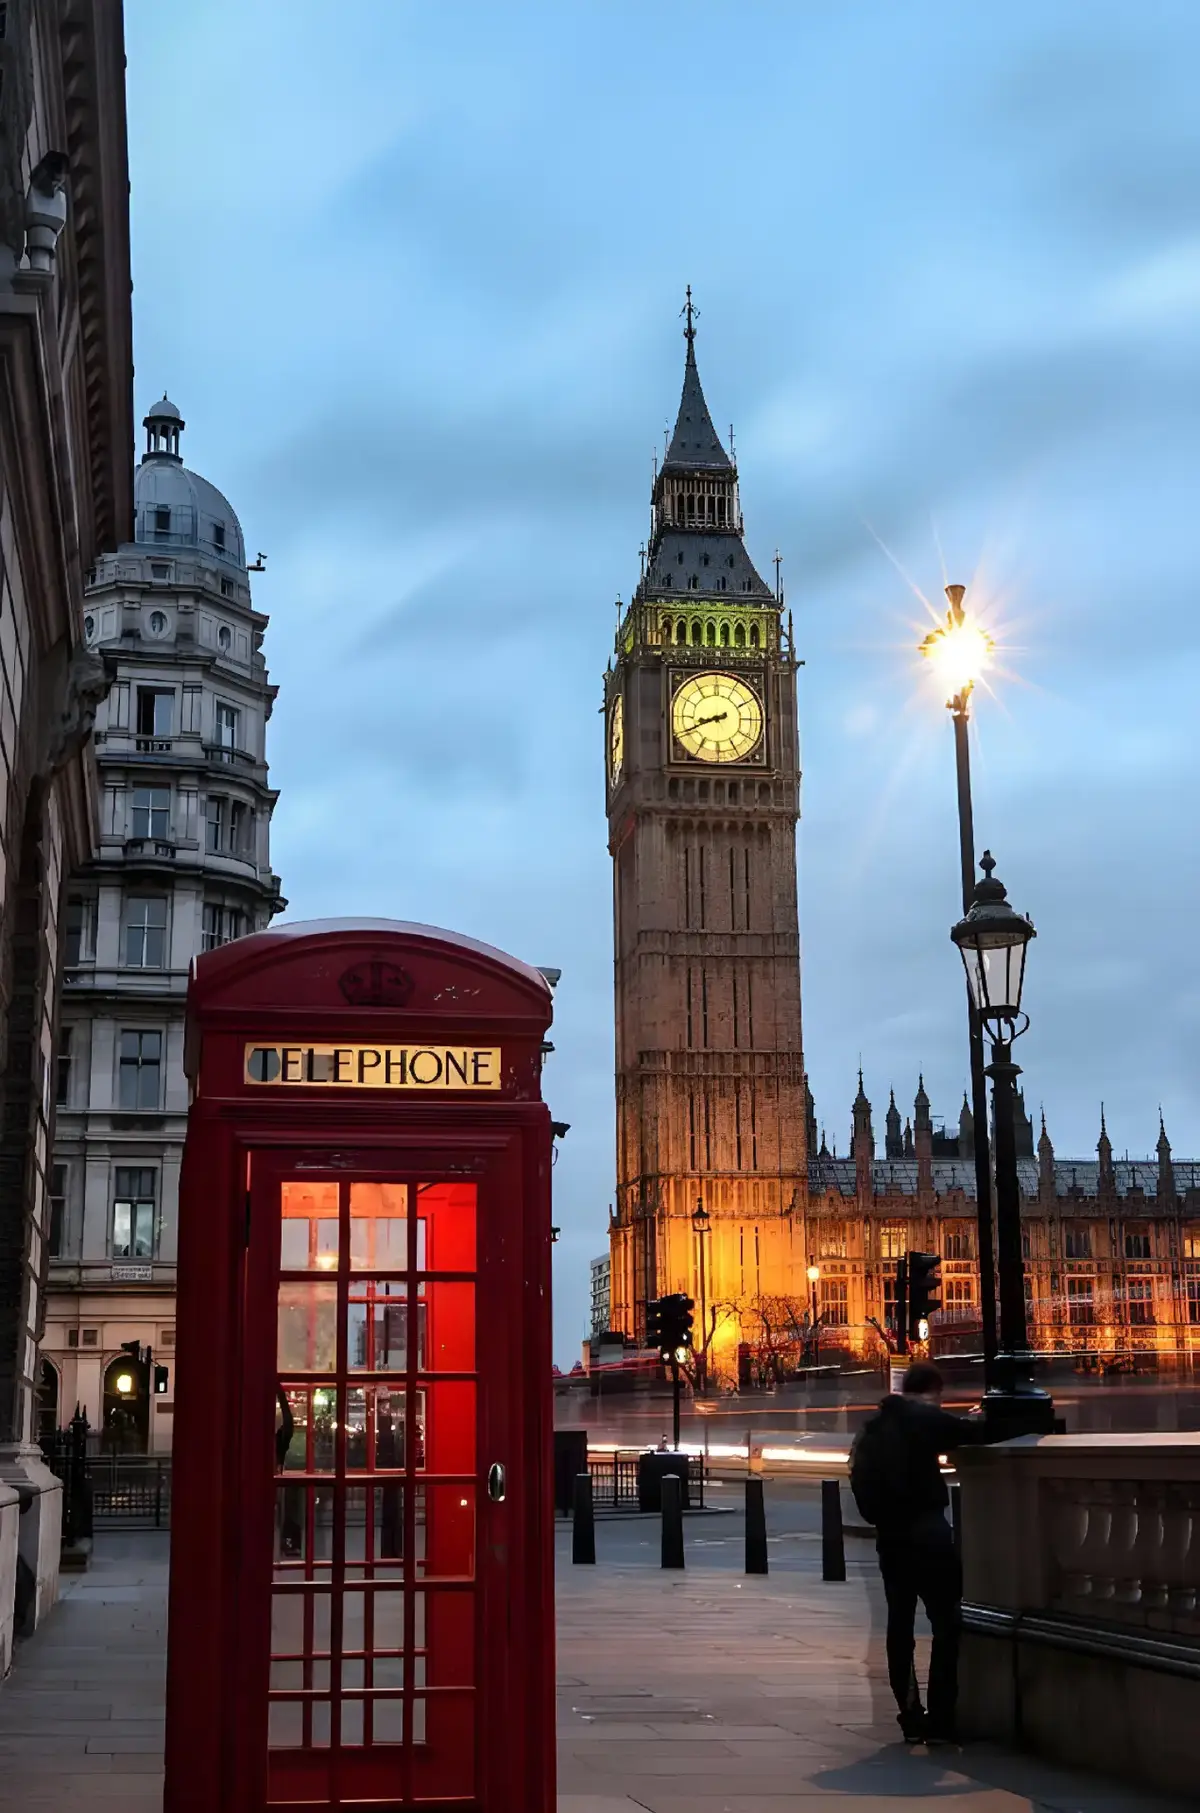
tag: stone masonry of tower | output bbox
[605,308,808,1374]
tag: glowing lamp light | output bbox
[917,1317,931,1343]
[673,1345,689,1365]
[115,1372,134,1395]
[919,584,995,706]
[806,1265,820,1284]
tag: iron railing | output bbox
[587,1448,705,1510]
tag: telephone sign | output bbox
[164,920,556,1813]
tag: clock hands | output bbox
[691,710,729,730]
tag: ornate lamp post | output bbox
[692,1199,711,1394]
[920,585,1000,1389]
[951,852,1055,1435]
[806,1262,821,1368]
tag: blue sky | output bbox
[126,2,1200,1361]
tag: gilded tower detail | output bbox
[605,304,806,1375]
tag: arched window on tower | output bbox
[734,623,746,648]
[704,621,714,646]
[688,575,699,591]
[719,622,730,647]
[662,618,673,643]
[690,619,701,644]
[676,620,686,644]
[749,623,760,649]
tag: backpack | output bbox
[849,1406,913,1527]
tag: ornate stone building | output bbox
[604,305,807,1364]
[44,398,285,1451]
[805,1078,1200,1368]
[604,313,1200,1381]
[0,0,133,1647]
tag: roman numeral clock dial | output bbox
[672,672,763,763]
[609,692,624,783]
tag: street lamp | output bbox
[692,1199,711,1394]
[806,1262,821,1370]
[920,583,1000,1388]
[952,852,1055,1435]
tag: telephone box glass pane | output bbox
[278,1283,337,1372]
[349,1181,409,1270]
[268,1176,480,1800]
[280,1180,339,1272]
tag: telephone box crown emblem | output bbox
[338,960,414,1007]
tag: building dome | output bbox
[135,395,246,570]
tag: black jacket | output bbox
[872,1392,990,1533]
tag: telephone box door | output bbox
[238,1145,519,1809]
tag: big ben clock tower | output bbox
[605,299,807,1375]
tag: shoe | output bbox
[897,1710,927,1744]
[923,1724,959,1746]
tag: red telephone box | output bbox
[164,920,556,1813]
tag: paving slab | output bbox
[0,1534,1190,1811]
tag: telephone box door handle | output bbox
[487,1463,506,1503]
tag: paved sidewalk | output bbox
[0,1533,1189,1810]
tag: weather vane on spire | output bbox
[681,284,698,345]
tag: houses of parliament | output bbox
[603,305,1200,1378]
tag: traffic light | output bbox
[907,1252,942,1343]
[644,1298,664,1353]
[658,1293,695,1362]
[119,1338,144,1365]
[894,1257,909,1353]
[153,1365,170,1395]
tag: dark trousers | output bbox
[877,1513,962,1729]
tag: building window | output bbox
[220,580,234,600]
[206,795,226,852]
[56,1028,73,1106]
[1124,1231,1152,1260]
[153,505,171,538]
[1066,1277,1095,1326]
[944,1279,975,1308]
[136,687,174,738]
[215,701,240,750]
[1126,1280,1155,1325]
[943,1225,974,1261]
[1185,1227,1200,1261]
[112,1168,157,1260]
[818,1279,848,1325]
[124,897,168,969]
[1021,1229,1032,1260]
[230,800,249,854]
[148,610,168,636]
[131,786,171,840]
[202,903,246,951]
[1064,1227,1092,1260]
[118,1030,162,1109]
[1188,1278,1200,1325]
[817,1224,847,1259]
[879,1224,907,1260]
[151,562,172,582]
[64,895,96,964]
[213,522,226,550]
[48,1165,66,1258]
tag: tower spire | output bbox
[662,289,732,473]
[681,283,698,351]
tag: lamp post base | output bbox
[982,1384,1057,1439]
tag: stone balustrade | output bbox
[958,1433,1200,1799]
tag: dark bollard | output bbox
[821,1478,846,1582]
[950,1482,962,1556]
[572,1472,596,1565]
[661,1473,685,1569]
[745,1476,768,1574]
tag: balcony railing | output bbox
[201,742,257,768]
[123,836,177,862]
[134,735,173,754]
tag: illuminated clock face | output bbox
[672,672,763,764]
[609,693,624,781]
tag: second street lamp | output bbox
[952,852,1055,1437]
[692,1199,711,1395]
[806,1262,821,1369]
